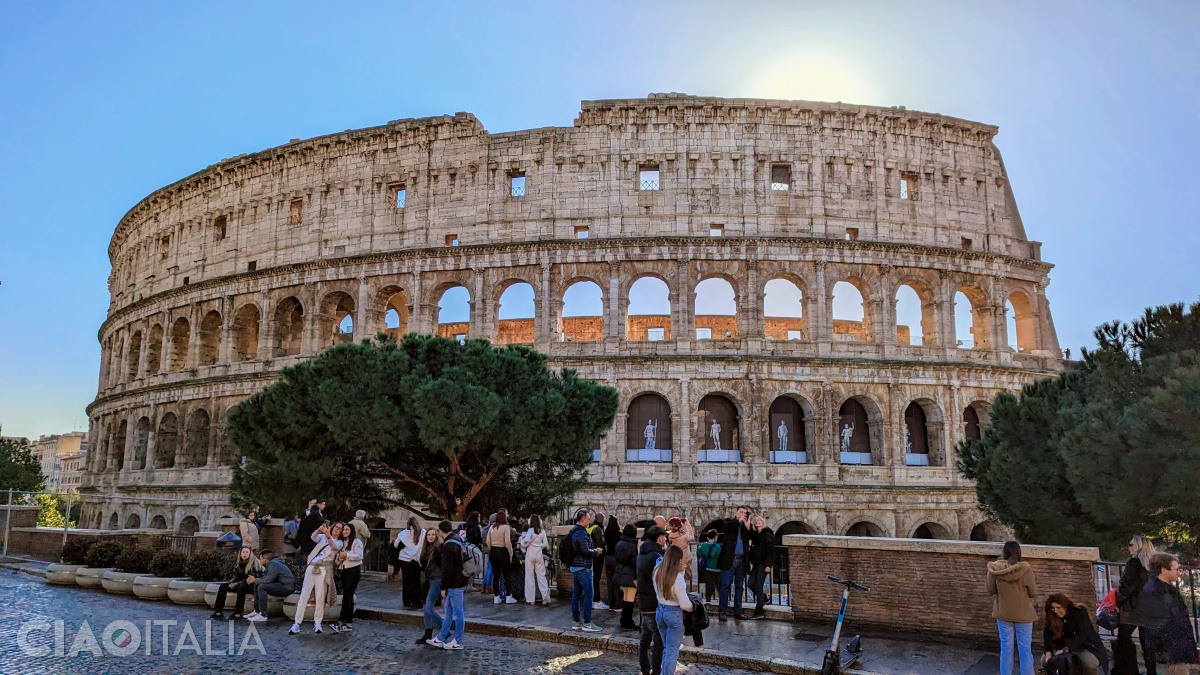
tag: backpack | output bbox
[559,532,576,566]
[1044,652,1082,675]
[460,541,482,579]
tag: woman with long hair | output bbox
[519,514,551,605]
[986,540,1038,675]
[653,544,694,674]
[330,523,363,633]
[290,522,337,635]
[612,523,639,630]
[1042,593,1107,675]
[1114,534,1158,675]
[211,545,263,619]
[486,509,515,604]
[393,516,425,609]
[603,515,622,610]
[416,527,445,644]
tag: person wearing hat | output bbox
[349,510,371,542]
[666,516,695,583]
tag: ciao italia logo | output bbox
[17,619,266,658]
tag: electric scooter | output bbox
[820,575,869,675]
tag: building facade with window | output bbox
[84,94,1061,539]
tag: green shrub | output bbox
[60,538,93,565]
[185,549,231,582]
[84,541,123,569]
[149,549,188,578]
[114,546,155,574]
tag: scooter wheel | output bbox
[820,651,840,675]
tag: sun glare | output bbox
[746,53,879,106]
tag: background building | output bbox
[29,432,88,492]
[83,94,1062,538]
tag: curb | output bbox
[0,560,49,578]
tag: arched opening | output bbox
[132,416,150,470]
[198,311,222,365]
[697,394,740,462]
[626,276,671,341]
[126,330,142,380]
[894,282,936,346]
[111,419,128,471]
[146,324,163,374]
[150,515,168,529]
[769,396,807,463]
[764,277,806,340]
[776,521,815,537]
[217,427,239,466]
[845,521,883,537]
[155,413,177,469]
[904,402,930,466]
[232,305,260,361]
[177,516,200,536]
[436,285,471,343]
[559,280,603,342]
[832,280,871,342]
[382,288,410,337]
[320,292,356,347]
[108,513,119,530]
[273,297,304,357]
[496,282,536,345]
[126,513,142,529]
[182,409,210,469]
[1006,291,1038,353]
[954,286,991,350]
[970,520,1005,542]
[964,406,982,442]
[169,317,190,370]
[626,393,672,462]
[912,522,952,539]
[837,398,873,465]
[694,277,737,340]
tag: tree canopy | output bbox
[0,430,44,493]
[957,301,1200,558]
[227,333,619,520]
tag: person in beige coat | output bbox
[986,540,1038,675]
[239,505,268,552]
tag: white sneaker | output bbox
[442,639,464,650]
[288,624,299,635]
[243,611,261,620]
[247,614,267,623]
[505,596,516,604]
[314,624,323,634]
[493,596,502,604]
[593,601,609,610]
[426,636,445,647]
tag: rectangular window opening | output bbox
[696,327,713,340]
[289,199,304,224]
[961,237,973,250]
[787,330,803,341]
[639,167,660,191]
[160,236,170,260]
[509,173,526,197]
[247,261,257,272]
[845,228,859,241]
[214,216,227,241]
[647,327,665,342]
[454,334,466,345]
[393,185,407,209]
[182,276,190,286]
[574,225,589,239]
[445,234,460,247]
[771,164,792,191]
[709,223,724,237]
[899,173,918,200]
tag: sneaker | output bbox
[210,611,224,619]
[231,613,244,620]
[571,621,583,631]
[314,624,323,634]
[505,596,516,604]
[580,622,603,633]
[289,624,300,635]
[593,601,610,610]
[542,598,551,606]
[426,636,445,647]
[747,613,765,620]
[442,639,464,650]
[733,611,748,620]
[246,614,267,623]
[493,596,502,604]
[243,611,261,620]
[329,622,342,633]
[718,612,728,622]
[340,623,353,632]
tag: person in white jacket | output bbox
[290,522,339,635]
[519,515,551,605]
[330,525,364,633]
[393,517,425,609]
[653,544,694,675]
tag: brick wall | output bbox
[626,315,671,341]
[694,315,738,338]
[8,528,144,561]
[496,318,535,344]
[784,535,1098,643]
[561,316,603,342]
[764,317,807,340]
[0,506,39,548]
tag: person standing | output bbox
[239,505,268,553]
[330,525,363,633]
[717,506,752,621]
[415,527,444,644]
[636,525,667,675]
[746,515,775,620]
[613,523,639,630]
[666,516,695,583]
[695,530,722,603]
[211,545,262,619]
[427,521,468,650]
[393,517,425,609]
[519,515,550,605]
[986,540,1038,675]
[1041,593,1108,675]
[246,549,293,623]
[464,512,483,589]
[1114,534,1158,675]
[290,522,336,635]
[486,509,516,604]
[653,544,694,675]
[282,513,300,562]
[589,512,608,609]
[295,499,325,567]
[349,509,371,543]
[480,513,496,593]
[566,509,603,632]
[604,515,622,611]
[1140,553,1199,675]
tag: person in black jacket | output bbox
[588,512,608,609]
[603,515,622,611]
[613,524,639,630]
[428,521,468,650]
[1042,593,1108,675]
[636,526,667,675]
[211,545,263,619]
[295,499,325,568]
[717,506,753,621]
[746,515,775,620]
[1114,535,1157,675]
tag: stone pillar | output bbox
[410,272,425,335]
[938,271,956,352]
[258,293,273,359]
[469,268,485,339]
[536,262,553,348]
[813,262,831,342]
[878,266,896,346]
[677,377,691,466]
[355,277,370,342]
[676,259,691,347]
[301,283,319,355]
[606,262,621,343]
[186,303,201,369]
[745,260,762,339]
[218,296,234,365]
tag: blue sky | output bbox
[1,2,1197,439]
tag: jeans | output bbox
[254,581,292,615]
[436,587,466,644]
[639,609,664,675]
[997,620,1034,675]
[656,604,685,675]
[339,565,361,623]
[483,559,493,588]
[423,579,443,630]
[749,563,768,614]
[719,556,745,613]
[570,566,593,623]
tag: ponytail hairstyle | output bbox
[654,544,685,603]
[530,514,542,536]
[1131,535,1156,569]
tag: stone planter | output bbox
[282,591,341,621]
[204,582,221,608]
[74,567,111,589]
[132,575,180,601]
[101,570,142,595]
[45,563,83,585]
[166,579,211,605]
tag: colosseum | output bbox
[82,93,1063,540]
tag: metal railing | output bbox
[152,534,196,558]
[1094,560,1199,642]
[684,541,790,608]
[363,528,392,573]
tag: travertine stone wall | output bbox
[83,95,1063,536]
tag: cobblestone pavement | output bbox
[0,571,757,674]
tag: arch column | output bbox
[536,262,553,349]
[185,304,201,369]
[745,261,763,339]
[218,296,234,365]
[937,271,956,352]
[300,284,319,355]
[606,263,621,343]
[677,377,692,466]
[257,294,273,359]
[676,260,691,348]
[813,262,831,341]
[469,269,485,339]
[878,267,896,347]
[355,277,371,343]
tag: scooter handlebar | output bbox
[827,575,870,592]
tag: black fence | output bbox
[364,528,392,574]
[684,542,790,608]
[151,534,196,558]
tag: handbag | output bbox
[1044,652,1081,675]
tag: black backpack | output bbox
[559,532,576,566]
[1044,652,1081,675]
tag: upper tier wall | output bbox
[106,95,1036,314]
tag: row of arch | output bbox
[89,407,234,474]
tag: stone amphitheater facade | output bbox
[82,94,1062,539]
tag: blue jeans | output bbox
[996,620,1033,675]
[483,560,493,588]
[436,587,465,644]
[570,567,593,623]
[422,579,443,630]
[656,604,684,675]
[719,556,745,613]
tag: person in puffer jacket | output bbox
[986,541,1038,675]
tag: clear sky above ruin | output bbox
[1,1,1197,439]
